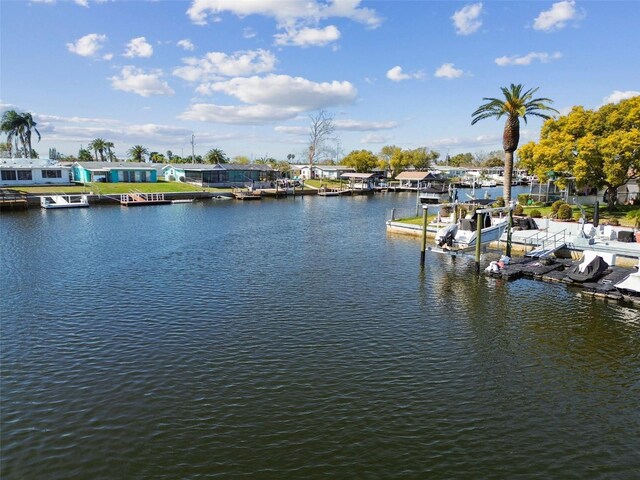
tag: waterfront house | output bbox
[71,162,159,183]
[299,165,356,180]
[163,163,277,188]
[0,158,72,187]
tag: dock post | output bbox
[506,204,514,257]
[420,205,428,267]
[475,211,483,273]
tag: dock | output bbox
[0,190,28,210]
[486,257,640,305]
[232,188,262,200]
[120,192,172,206]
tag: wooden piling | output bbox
[420,205,428,267]
[475,212,482,273]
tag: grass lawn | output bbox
[522,204,638,227]
[394,214,440,225]
[304,179,347,189]
[13,181,231,195]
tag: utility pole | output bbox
[191,134,195,163]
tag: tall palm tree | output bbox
[471,84,558,202]
[1,110,41,158]
[88,138,107,161]
[204,148,228,164]
[104,141,115,162]
[127,145,149,162]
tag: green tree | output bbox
[471,83,558,202]
[205,148,228,164]
[1,110,41,158]
[341,149,378,172]
[232,155,250,165]
[378,145,401,176]
[149,152,166,163]
[519,96,640,210]
[78,148,92,162]
[104,141,115,162]
[128,145,149,162]
[449,152,474,167]
[88,138,107,161]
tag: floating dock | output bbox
[120,192,171,206]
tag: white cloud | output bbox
[173,49,276,82]
[124,37,154,58]
[495,51,562,66]
[243,28,257,39]
[274,126,308,135]
[601,90,640,105]
[274,25,341,47]
[179,104,302,125]
[177,39,195,51]
[386,66,424,82]
[431,133,502,149]
[197,74,357,110]
[74,0,89,7]
[103,53,114,61]
[186,0,382,28]
[66,33,107,57]
[533,0,582,32]
[181,74,357,125]
[334,119,397,131]
[361,133,390,144]
[110,66,175,97]
[434,63,464,79]
[451,3,483,35]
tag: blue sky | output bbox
[1,0,639,161]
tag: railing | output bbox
[522,228,567,256]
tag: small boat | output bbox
[171,198,194,204]
[40,194,89,209]
[212,195,232,200]
[435,212,508,250]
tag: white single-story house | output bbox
[298,165,356,180]
[0,158,72,186]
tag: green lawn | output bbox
[522,204,638,227]
[14,181,231,195]
[304,179,347,189]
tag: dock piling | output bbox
[475,211,482,273]
[420,205,428,267]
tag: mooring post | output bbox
[420,205,428,267]
[475,211,483,273]
[506,204,514,258]
[593,201,600,227]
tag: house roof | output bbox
[396,171,433,181]
[1,158,69,169]
[314,165,355,171]
[341,172,374,179]
[167,163,274,172]
[73,161,160,171]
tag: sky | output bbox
[1,0,639,162]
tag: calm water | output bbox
[1,192,639,479]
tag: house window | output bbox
[1,170,17,180]
[42,169,62,178]
[17,170,33,180]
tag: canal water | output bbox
[1,192,639,479]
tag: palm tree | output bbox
[204,148,228,164]
[104,141,115,162]
[471,84,558,202]
[1,110,41,158]
[88,138,107,161]
[127,145,149,162]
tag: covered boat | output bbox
[566,255,610,283]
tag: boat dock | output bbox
[232,188,262,200]
[40,194,89,209]
[485,256,639,305]
[0,190,28,210]
[120,192,172,206]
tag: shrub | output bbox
[514,204,524,216]
[517,194,531,205]
[529,209,542,218]
[608,218,620,226]
[493,196,505,208]
[557,204,573,220]
[573,212,583,222]
[551,200,566,215]
[626,209,640,229]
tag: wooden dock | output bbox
[120,192,171,206]
[232,189,262,200]
[0,190,28,210]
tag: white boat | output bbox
[40,194,89,209]
[480,180,497,188]
[435,213,508,250]
[171,198,194,204]
[615,262,640,296]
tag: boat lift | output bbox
[418,201,515,273]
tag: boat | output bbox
[40,194,89,209]
[171,198,194,204]
[480,180,497,188]
[212,194,232,200]
[615,261,640,296]
[435,212,508,250]
[419,186,449,204]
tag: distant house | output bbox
[71,162,160,183]
[163,163,277,187]
[299,165,356,180]
[395,171,446,189]
[0,158,71,187]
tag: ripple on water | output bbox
[2,195,639,479]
